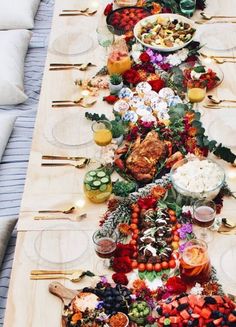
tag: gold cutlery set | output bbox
[41,155,91,168]
[200,53,236,64]
[30,270,96,283]
[52,98,97,108]
[204,94,236,109]
[59,8,97,17]
[49,62,96,72]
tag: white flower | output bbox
[190,283,204,295]
[178,48,189,61]
[131,43,143,63]
[166,48,189,66]
[166,54,182,66]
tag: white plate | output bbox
[220,245,236,284]
[52,112,93,147]
[34,228,89,266]
[51,32,93,55]
[200,24,236,51]
[208,112,236,148]
[134,13,196,52]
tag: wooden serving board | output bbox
[49,282,79,327]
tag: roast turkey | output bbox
[126,130,166,183]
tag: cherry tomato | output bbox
[131,218,138,225]
[176,223,182,229]
[154,263,161,272]
[133,206,140,213]
[131,212,138,219]
[138,263,146,272]
[172,226,177,231]
[170,215,177,223]
[146,263,153,271]
[168,209,175,216]
[133,229,139,235]
[130,239,137,245]
[169,260,176,269]
[132,233,138,240]
[173,235,180,242]
[161,261,169,270]
[130,223,138,230]
[131,261,138,269]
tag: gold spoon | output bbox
[200,12,236,20]
[38,206,75,214]
[208,95,236,104]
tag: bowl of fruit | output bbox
[128,301,151,324]
[134,13,196,52]
[107,6,150,35]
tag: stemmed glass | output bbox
[92,120,112,160]
[187,80,206,115]
[96,25,114,60]
[193,199,216,243]
[93,229,118,273]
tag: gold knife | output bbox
[42,155,88,160]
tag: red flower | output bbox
[103,3,113,16]
[112,272,128,285]
[112,256,132,273]
[165,276,187,294]
[148,78,165,92]
[103,95,118,104]
[139,52,150,63]
[115,243,135,257]
[123,69,142,85]
[137,196,156,210]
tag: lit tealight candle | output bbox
[227,168,236,180]
[75,198,86,209]
[81,90,90,97]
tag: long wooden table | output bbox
[3,0,236,325]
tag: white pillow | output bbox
[0,30,32,106]
[0,113,16,161]
[0,0,41,30]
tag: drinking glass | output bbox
[96,25,114,60]
[193,199,216,242]
[92,120,112,160]
[187,80,206,115]
[180,0,196,17]
[93,229,118,273]
[180,239,211,284]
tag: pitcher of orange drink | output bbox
[107,39,131,75]
[180,239,211,284]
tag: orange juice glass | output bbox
[107,39,131,75]
[180,239,211,284]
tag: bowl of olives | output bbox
[128,301,151,324]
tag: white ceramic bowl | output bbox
[134,13,196,52]
[170,157,225,200]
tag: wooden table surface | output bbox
[3,0,236,326]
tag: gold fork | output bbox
[30,271,84,282]
[41,160,91,169]
[59,10,97,17]
[34,213,87,222]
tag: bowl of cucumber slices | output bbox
[83,168,112,203]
